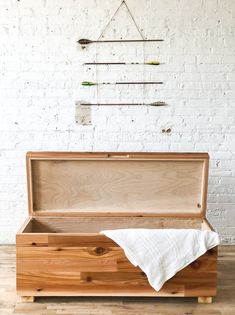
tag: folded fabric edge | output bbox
[149,238,220,291]
[100,230,138,266]
[100,230,220,292]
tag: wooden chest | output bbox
[16,152,217,303]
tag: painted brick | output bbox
[0,0,234,244]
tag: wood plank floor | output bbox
[0,245,234,315]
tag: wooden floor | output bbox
[0,245,234,315]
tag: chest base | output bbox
[16,216,217,302]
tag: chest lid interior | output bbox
[26,152,209,218]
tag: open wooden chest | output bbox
[16,152,217,303]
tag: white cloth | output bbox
[100,228,219,291]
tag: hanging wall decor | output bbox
[84,60,161,66]
[79,101,167,107]
[78,38,164,45]
[76,0,166,125]
[81,81,163,86]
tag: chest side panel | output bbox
[16,236,217,297]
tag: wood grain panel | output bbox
[30,158,206,215]
[16,269,216,297]
[16,244,217,298]
[27,151,209,159]
[17,246,123,259]
[16,270,184,296]
[16,234,48,247]
[48,235,118,247]
[17,258,117,272]
[16,246,217,273]
[16,246,123,272]
[27,217,202,233]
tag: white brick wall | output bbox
[0,0,234,244]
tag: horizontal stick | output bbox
[84,61,161,66]
[82,81,163,86]
[78,38,164,45]
[80,102,167,107]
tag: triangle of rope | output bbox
[98,0,144,40]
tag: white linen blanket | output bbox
[100,229,219,291]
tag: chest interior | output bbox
[21,216,210,233]
[20,152,211,235]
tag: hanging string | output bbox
[124,1,144,40]
[98,0,145,40]
[95,0,146,106]
[98,1,124,40]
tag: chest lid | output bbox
[26,152,209,218]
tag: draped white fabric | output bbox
[100,229,219,291]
